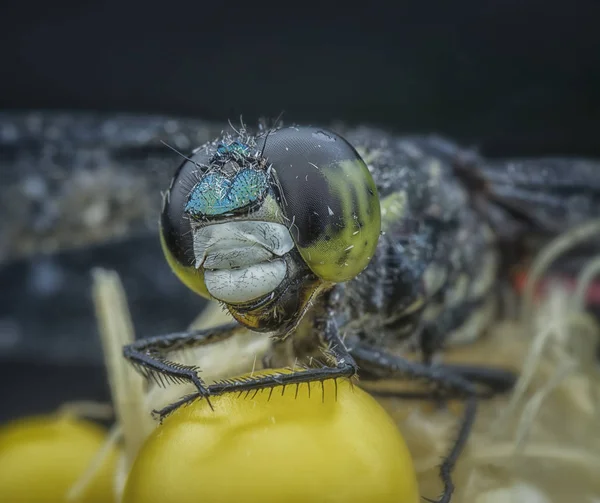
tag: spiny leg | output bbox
[362,363,516,402]
[123,322,246,410]
[350,344,516,503]
[439,363,516,396]
[352,344,473,503]
[155,307,358,419]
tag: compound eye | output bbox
[160,148,212,299]
[257,127,381,283]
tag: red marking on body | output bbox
[513,270,600,306]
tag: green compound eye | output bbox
[257,127,381,283]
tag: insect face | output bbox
[160,127,381,334]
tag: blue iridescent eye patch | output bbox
[185,168,269,217]
[215,141,250,158]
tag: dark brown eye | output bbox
[161,149,211,268]
[160,148,213,298]
[255,127,381,283]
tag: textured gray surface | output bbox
[0,112,226,263]
[0,234,209,365]
[0,112,227,369]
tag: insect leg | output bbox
[363,363,516,400]
[439,363,516,396]
[350,343,513,503]
[155,307,358,419]
[123,322,245,409]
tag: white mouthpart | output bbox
[193,221,295,269]
[204,260,287,303]
[203,247,274,269]
[192,221,295,303]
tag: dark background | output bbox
[1,0,600,421]
[2,0,600,155]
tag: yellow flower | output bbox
[123,371,420,503]
[0,414,118,502]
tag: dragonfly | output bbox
[2,112,598,502]
[119,121,600,503]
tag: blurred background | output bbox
[1,0,599,422]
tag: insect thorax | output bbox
[297,128,502,357]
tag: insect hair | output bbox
[160,140,203,169]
